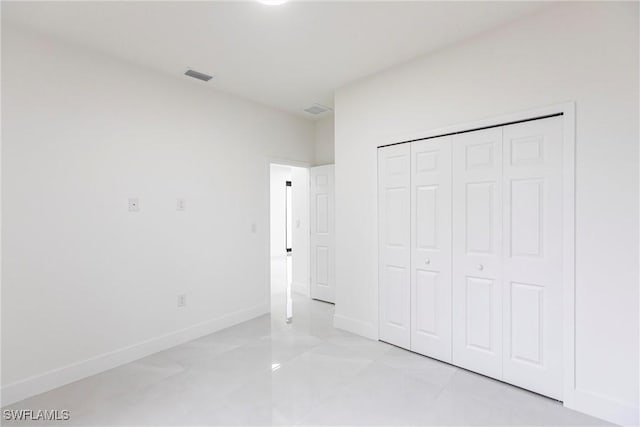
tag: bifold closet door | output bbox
[452,127,504,380]
[378,144,411,349]
[502,116,563,400]
[410,137,452,362]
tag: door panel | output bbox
[415,270,438,335]
[379,144,411,349]
[410,137,452,361]
[466,276,495,351]
[416,185,438,248]
[510,282,543,364]
[453,127,503,380]
[465,182,496,254]
[502,116,563,399]
[316,194,329,234]
[315,246,329,286]
[310,165,335,303]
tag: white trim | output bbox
[0,303,268,407]
[560,103,577,410]
[376,102,581,412]
[375,147,381,342]
[569,388,639,426]
[265,157,311,169]
[333,314,378,341]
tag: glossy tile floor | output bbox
[4,293,609,426]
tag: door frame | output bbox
[265,157,311,309]
[377,101,576,406]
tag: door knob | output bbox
[425,259,431,265]
[477,264,484,271]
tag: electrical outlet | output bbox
[176,198,186,211]
[128,198,139,212]
[177,294,186,307]
[251,223,257,234]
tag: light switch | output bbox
[128,198,139,212]
[177,198,186,211]
[251,223,257,233]
[177,294,186,307]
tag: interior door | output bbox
[452,127,504,379]
[310,165,335,303]
[410,136,452,362]
[501,116,563,399]
[378,144,411,349]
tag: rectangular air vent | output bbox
[304,104,331,115]
[185,69,213,82]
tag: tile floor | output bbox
[3,294,609,426]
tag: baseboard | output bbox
[291,281,309,297]
[333,314,378,341]
[0,302,269,407]
[564,388,639,426]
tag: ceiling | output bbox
[3,1,547,119]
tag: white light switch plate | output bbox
[177,198,186,211]
[177,294,186,307]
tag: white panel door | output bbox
[378,144,411,349]
[452,127,503,379]
[310,165,335,303]
[410,137,452,362]
[502,116,563,399]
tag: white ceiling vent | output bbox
[304,104,332,115]
[185,69,213,82]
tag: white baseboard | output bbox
[0,303,269,407]
[564,387,639,426]
[292,281,309,297]
[333,314,378,341]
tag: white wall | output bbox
[1,24,315,403]
[314,115,335,166]
[333,3,638,425]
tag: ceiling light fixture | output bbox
[257,0,288,5]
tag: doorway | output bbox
[269,163,310,322]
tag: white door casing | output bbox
[378,144,411,349]
[410,136,453,362]
[310,165,335,303]
[452,127,504,380]
[502,117,563,399]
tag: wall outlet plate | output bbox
[177,294,186,307]
[128,198,139,212]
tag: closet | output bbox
[378,115,564,400]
